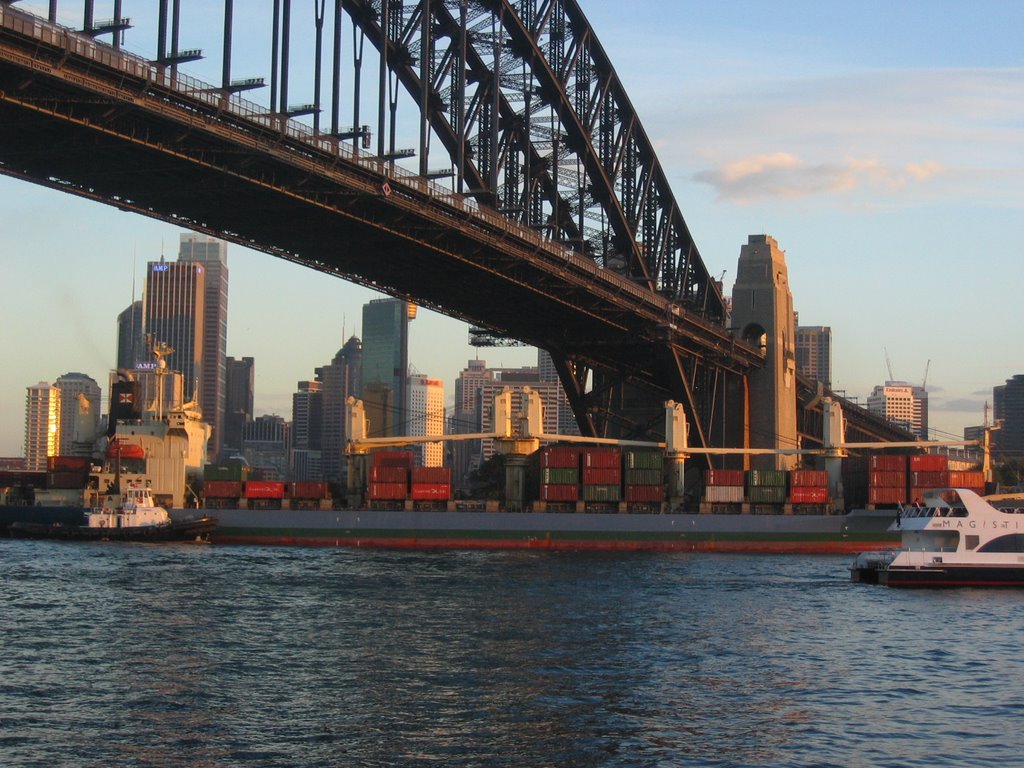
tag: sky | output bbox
[2,0,1022,456]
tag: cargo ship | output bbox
[1,384,986,553]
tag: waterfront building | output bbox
[452,359,494,485]
[291,380,323,481]
[867,381,929,440]
[224,356,254,457]
[24,381,60,471]
[319,336,362,484]
[54,372,101,457]
[361,299,413,438]
[407,374,445,467]
[116,300,146,371]
[795,325,832,389]
[241,414,290,480]
[994,375,1024,459]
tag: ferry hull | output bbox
[9,515,218,542]
[195,508,899,554]
[879,566,1024,588]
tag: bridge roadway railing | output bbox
[0,4,755,366]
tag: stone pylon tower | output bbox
[730,235,798,471]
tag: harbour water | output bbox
[2,541,1022,767]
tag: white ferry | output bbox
[851,489,1024,587]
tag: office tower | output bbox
[54,372,101,457]
[116,300,146,370]
[537,349,580,437]
[795,325,832,389]
[25,381,60,470]
[292,380,323,481]
[867,382,929,439]
[994,374,1024,458]
[452,359,494,485]
[179,233,229,461]
[319,336,362,483]
[361,298,413,438]
[224,356,255,456]
[407,374,445,467]
[241,415,290,480]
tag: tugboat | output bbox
[9,480,217,542]
[850,489,1024,587]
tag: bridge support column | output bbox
[730,235,798,472]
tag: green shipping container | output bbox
[747,469,786,488]
[542,467,579,485]
[624,451,664,470]
[582,484,621,502]
[625,468,663,486]
[748,485,786,504]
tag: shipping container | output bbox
[368,482,408,501]
[204,464,250,482]
[747,470,787,488]
[542,467,578,485]
[371,450,416,469]
[704,485,745,503]
[540,446,580,469]
[582,446,622,469]
[290,481,328,500]
[204,480,243,498]
[411,466,452,485]
[624,451,664,470]
[868,471,907,488]
[46,471,85,489]
[706,469,745,487]
[868,455,907,472]
[370,466,408,484]
[948,471,985,488]
[47,456,90,472]
[911,471,949,488]
[541,484,578,502]
[624,468,662,486]
[624,484,665,503]
[868,486,904,505]
[582,484,621,502]
[583,467,621,486]
[790,469,828,487]
[410,483,452,501]
[748,485,786,504]
[909,454,948,472]
[790,486,829,504]
[244,481,286,499]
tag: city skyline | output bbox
[1,0,1021,455]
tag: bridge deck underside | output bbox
[0,39,759,412]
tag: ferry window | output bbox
[977,534,1024,553]
[965,535,980,550]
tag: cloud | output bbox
[692,153,944,203]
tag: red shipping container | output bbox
[205,480,243,498]
[624,485,665,503]
[542,484,579,502]
[868,471,906,488]
[291,481,327,499]
[868,486,904,505]
[909,487,945,503]
[371,450,415,469]
[706,469,745,486]
[370,466,408,483]
[790,470,828,487]
[410,483,452,501]
[48,456,90,472]
[541,446,580,469]
[411,466,452,484]
[868,455,907,471]
[368,482,408,500]
[790,486,829,504]
[245,481,286,499]
[948,471,985,488]
[909,454,948,472]
[583,447,622,469]
[583,467,622,485]
[911,471,949,488]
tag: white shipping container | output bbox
[704,485,744,503]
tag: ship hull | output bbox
[8,515,217,542]
[191,507,898,554]
[879,565,1024,588]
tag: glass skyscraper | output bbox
[360,298,412,438]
